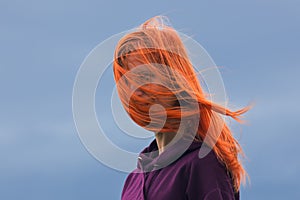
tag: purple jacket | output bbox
[121,138,239,200]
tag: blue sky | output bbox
[1,0,299,199]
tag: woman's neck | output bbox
[155,131,177,155]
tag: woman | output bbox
[113,16,253,200]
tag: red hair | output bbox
[113,16,254,192]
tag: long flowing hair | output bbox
[113,16,254,192]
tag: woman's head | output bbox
[113,16,202,133]
[113,15,254,192]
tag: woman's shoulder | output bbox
[181,141,224,169]
[121,168,144,199]
[182,143,237,199]
[184,143,231,181]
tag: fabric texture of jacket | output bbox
[121,137,240,200]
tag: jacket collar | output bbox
[137,135,208,172]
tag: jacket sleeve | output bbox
[185,151,238,200]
